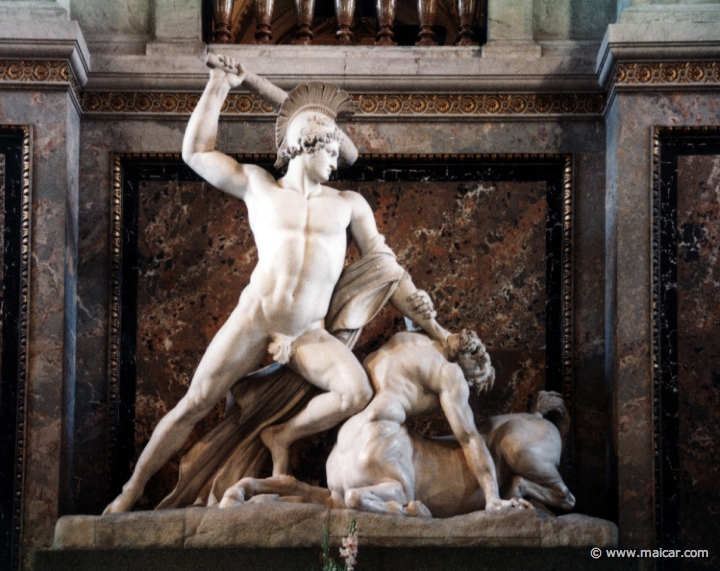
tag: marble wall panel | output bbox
[130,170,548,508]
[75,119,191,515]
[76,118,608,517]
[607,92,720,548]
[0,89,78,570]
[675,154,720,566]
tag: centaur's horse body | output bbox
[220,333,575,517]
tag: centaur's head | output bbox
[446,329,496,394]
[274,83,358,177]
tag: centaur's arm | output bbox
[434,364,505,510]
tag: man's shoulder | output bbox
[335,189,372,212]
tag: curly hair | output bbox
[447,329,495,394]
[278,130,343,164]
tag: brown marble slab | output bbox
[676,154,720,561]
[133,175,548,508]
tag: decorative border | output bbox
[83,92,606,117]
[107,155,122,487]
[3,58,720,117]
[107,152,574,493]
[0,60,81,104]
[561,154,574,416]
[617,61,720,87]
[651,126,663,549]
[651,125,720,550]
[0,125,32,571]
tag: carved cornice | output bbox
[615,61,720,87]
[3,58,719,118]
[0,59,82,108]
[82,91,606,117]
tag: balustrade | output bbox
[210,0,485,46]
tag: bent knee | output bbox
[340,382,373,414]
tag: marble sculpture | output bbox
[104,54,574,518]
[218,332,575,517]
[104,54,512,515]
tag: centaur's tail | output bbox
[529,391,569,441]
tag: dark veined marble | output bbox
[0,130,29,571]
[121,158,563,508]
[1,152,4,378]
[657,133,720,569]
[676,154,720,564]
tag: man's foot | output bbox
[102,488,141,514]
[260,425,290,477]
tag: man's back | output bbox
[362,332,450,423]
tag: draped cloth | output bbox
[157,243,406,509]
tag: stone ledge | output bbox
[54,504,617,551]
[84,44,601,93]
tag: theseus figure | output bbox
[104,55,449,513]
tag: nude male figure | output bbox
[104,56,447,513]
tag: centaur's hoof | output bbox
[407,500,432,518]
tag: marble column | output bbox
[483,0,541,57]
[0,3,89,569]
[598,7,720,548]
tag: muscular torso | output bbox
[362,332,448,423]
[243,179,354,337]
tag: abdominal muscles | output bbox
[251,228,347,336]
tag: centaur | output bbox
[219,331,576,517]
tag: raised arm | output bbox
[182,55,271,199]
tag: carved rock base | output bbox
[54,503,617,550]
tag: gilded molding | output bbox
[561,154,574,483]
[106,155,123,486]
[561,154,573,407]
[354,94,603,116]
[4,58,720,117]
[82,92,605,116]
[616,61,720,87]
[0,59,81,104]
[0,124,32,571]
[651,126,662,548]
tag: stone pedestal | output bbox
[53,504,617,551]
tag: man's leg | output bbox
[104,297,269,513]
[260,329,373,476]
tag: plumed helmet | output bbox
[274,82,357,169]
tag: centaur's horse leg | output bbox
[344,481,432,517]
[504,475,575,511]
[219,475,332,507]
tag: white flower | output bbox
[339,530,358,570]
